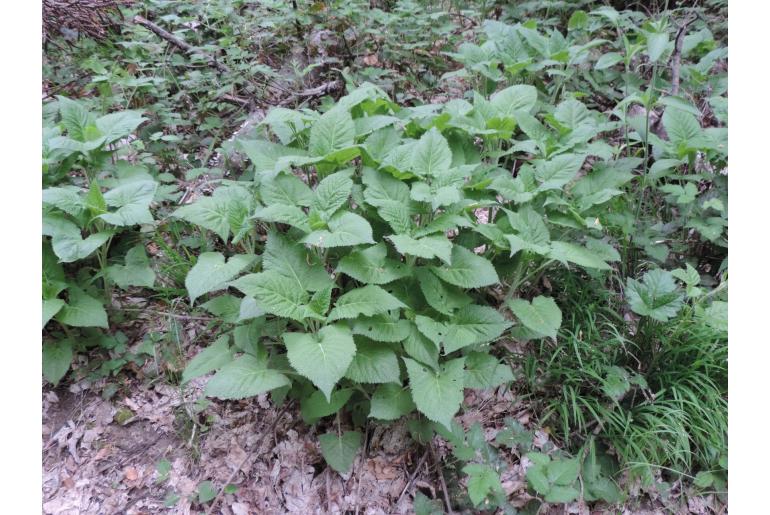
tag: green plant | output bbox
[42,97,160,385]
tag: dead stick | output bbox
[133,15,230,74]
[353,422,369,515]
[670,15,697,96]
[391,448,430,512]
[430,443,454,515]
[205,402,292,515]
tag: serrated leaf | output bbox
[328,285,406,321]
[42,187,85,217]
[464,464,504,506]
[345,339,400,384]
[526,464,550,495]
[671,263,700,286]
[352,315,411,342]
[319,431,361,474]
[388,234,453,264]
[263,231,331,292]
[302,211,375,248]
[260,173,313,206]
[646,31,669,62]
[370,383,416,420]
[534,154,586,191]
[57,96,93,141]
[378,200,415,234]
[549,241,611,270]
[430,246,499,288]
[490,84,538,118]
[545,485,580,503]
[415,268,472,315]
[312,171,353,219]
[239,140,309,179]
[230,271,310,322]
[201,295,242,322]
[702,301,727,332]
[309,107,355,157]
[301,388,353,423]
[95,110,146,143]
[411,128,452,178]
[205,355,289,399]
[43,298,65,328]
[173,194,235,241]
[663,107,703,150]
[626,269,684,322]
[107,245,156,289]
[182,335,233,383]
[404,357,465,429]
[252,204,310,232]
[47,217,111,263]
[547,458,579,486]
[336,243,411,285]
[361,167,411,207]
[464,352,514,389]
[403,323,440,370]
[99,180,158,226]
[441,305,512,354]
[185,252,256,305]
[596,52,623,70]
[507,296,562,339]
[43,339,73,386]
[57,289,108,328]
[284,324,356,400]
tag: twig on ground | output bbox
[353,422,370,515]
[430,442,454,515]
[670,14,698,96]
[116,307,215,322]
[133,15,230,74]
[205,402,293,515]
[392,448,430,513]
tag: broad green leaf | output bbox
[547,458,580,486]
[345,340,400,384]
[107,245,156,289]
[534,154,586,191]
[404,357,465,429]
[388,234,453,265]
[230,271,310,322]
[95,110,146,143]
[173,193,235,241]
[403,323,440,370]
[42,186,84,217]
[626,269,684,322]
[352,315,411,342]
[309,107,356,157]
[336,243,411,285]
[526,464,551,495]
[549,241,612,270]
[490,84,538,117]
[99,180,158,226]
[302,212,375,248]
[411,128,452,178]
[252,204,310,232]
[361,167,411,207]
[595,52,623,70]
[319,431,361,474]
[47,217,111,263]
[377,200,416,234]
[284,324,356,400]
[182,335,233,384]
[43,339,73,386]
[507,296,562,339]
[57,96,93,141]
[464,464,504,506]
[57,289,108,328]
[205,355,290,399]
[263,231,331,292]
[185,252,256,305]
[308,284,333,317]
[545,485,580,503]
[442,305,512,354]
[370,383,416,420]
[260,173,313,206]
[197,481,216,504]
[464,352,514,389]
[415,267,472,315]
[327,285,406,321]
[43,298,65,328]
[646,31,669,62]
[671,263,700,286]
[312,171,353,220]
[662,107,703,150]
[239,140,309,179]
[430,246,499,288]
[301,388,353,423]
[702,301,727,332]
[201,294,242,323]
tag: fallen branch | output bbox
[430,442,455,515]
[391,448,430,512]
[670,14,698,96]
[133,15,230,74]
